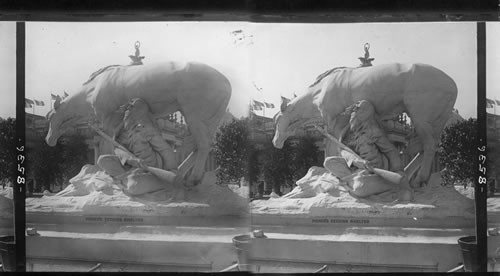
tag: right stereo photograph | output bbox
[247,21,478,273]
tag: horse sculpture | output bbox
[46,61,232,186]
[273,63,457,187]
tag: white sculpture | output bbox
[273,63,457,188]
[45,61,232,187]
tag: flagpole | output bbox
[249,98,252,117]
[495,98,498,116]
[495,99,498,134]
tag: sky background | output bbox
[0,22,16,119]
[7,21,478,120]
[487,23,500,114]
[250,22,477,119]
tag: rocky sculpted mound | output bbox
[251,166,475,220]
[26,165,248,217]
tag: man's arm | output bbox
[374,134,403,172]
[149,133,178,171]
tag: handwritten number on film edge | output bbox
[478,146,487,188]
[17,146,25,186]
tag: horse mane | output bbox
[83,64,122,85]
[308,66,353,88]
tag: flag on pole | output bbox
[252,100,265,110]
[487,98,496,108]
[496,99,500,105]
[253,100,264,106]
[34,100,45,106]
[51,94,58,100]
[25,98,34,105]
[264,102,275,108]
[25,101,32,108]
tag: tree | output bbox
[262,140,291,195]
[57,133,90,184]
[214,118,253,184]
[289,136,322,181]
[27,133,89,191]
[439,118,477,187]
[0,117,16,183]
[262,136,321,195]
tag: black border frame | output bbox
[477,21,487,272]
[5,0,498,272]
[14,21,26,272]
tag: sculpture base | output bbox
[25,172,249,272]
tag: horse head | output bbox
[45,92,92,146]
[272,97,307,149]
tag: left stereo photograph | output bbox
[22,21,252,272]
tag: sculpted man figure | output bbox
[97,98,184,197]
[323,100,411,200]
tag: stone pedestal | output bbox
[249,170,475,272]
[25,171,249,272]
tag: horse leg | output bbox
[405,82,455,188]
[185,120,210,186]
[175,110,210,187]
[324,117,338,158]
[410,120,437,187]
